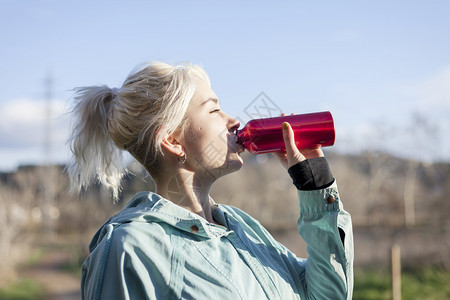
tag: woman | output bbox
[68,62,353,300]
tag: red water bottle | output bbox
[236,111,335,154]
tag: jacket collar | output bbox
[108,191,231,239]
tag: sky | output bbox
[1,0,449,171]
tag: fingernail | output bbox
[282,122,289,130]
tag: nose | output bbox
[227,115,240,133]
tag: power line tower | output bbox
[42,70,57,238]
[44,71,53,164]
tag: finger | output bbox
[282,122,298,157]
[272,151,287,161]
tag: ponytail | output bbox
[66,85,126,201]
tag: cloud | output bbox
[0,98,70,170]
[334,66,450,163]
[408,66,450,111]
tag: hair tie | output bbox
[111,87,119,98]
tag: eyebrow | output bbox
[200,97,219,106]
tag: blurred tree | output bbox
[403,112,438,226]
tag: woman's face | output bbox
[180,78,244,180]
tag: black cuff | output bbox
[287,157,334,191]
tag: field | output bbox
[354,268,450,300]
[1,152,449,298]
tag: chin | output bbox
[215,156,243,178]
[229,158,244,171]
[226,156,244,173]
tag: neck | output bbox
[155,168,215,223]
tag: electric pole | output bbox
[42,70,57,238]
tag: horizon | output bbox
[1,1,449,171]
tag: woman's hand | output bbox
[272,116,324,169]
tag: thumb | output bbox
[282,122,305,166]
[282,122,298,156]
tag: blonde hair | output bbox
[67,61,210,200]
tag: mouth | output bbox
[229,131,245,154]
[236,143,245,154]
[234,136,245,154]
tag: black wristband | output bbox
[287,157,334,191]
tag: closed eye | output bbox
[210,108,221,113]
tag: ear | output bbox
[161,134,184,157]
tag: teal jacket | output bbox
[81,181,353,299]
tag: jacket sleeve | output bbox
[296,181,354,300]
[286,157,353,299]
[222,179,353,299]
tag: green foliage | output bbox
[402,268,450,300]
[353,270,391,300]
[353,268,450,300]
[0,279,45,300]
